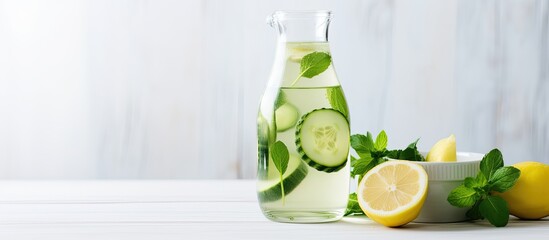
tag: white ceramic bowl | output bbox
[412,152,483,223]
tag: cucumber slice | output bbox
[295,108,350,173]
[257,113,272,180]
[275,103,299,132]
[257,154,308,202]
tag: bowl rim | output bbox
[388,151,484,166]
[411,151,484,166]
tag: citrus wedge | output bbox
[426,134,457,162]
[357,160,428,227]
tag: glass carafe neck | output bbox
[268,11,331,42]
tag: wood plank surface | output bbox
[0,180,547,240]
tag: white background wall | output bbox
[0,0,547,179]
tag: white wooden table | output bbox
[0,180,547,239]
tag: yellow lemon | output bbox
[496,161,549,219]
[426,134,456,162]
[357,160,428,227]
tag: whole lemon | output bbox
[496,161,549,219]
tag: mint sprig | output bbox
[345,130,425,216]
[291,52,331,86]
[447,148,521,227]
[270,141,290,204]
[386,139,425,161]
[344,193,363,216]
[350,131,425,180]
[350,131,388,181]
[350,132,375,156]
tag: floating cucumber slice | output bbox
[257,113,272,180]
[257,154,308,202]
[295,108,350,173]
[275,103,299,132]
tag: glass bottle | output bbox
[257,11,350,223]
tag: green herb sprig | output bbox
[344,130,425,216]
[270,141,290,205]
[447,149,521,227]
[344,193,362,216]
[350,131,424,181]
[291,52,331,86]
[350,131,388,181]
[387,139,425,162]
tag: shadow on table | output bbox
[340,216,549,232]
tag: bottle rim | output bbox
[271,10,332,19]
[267,10,332,28]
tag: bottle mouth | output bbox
[273,10,332,18]
[267,10,332,27]
[267,10,332,42]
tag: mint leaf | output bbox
[299,52,331,78]
[480,149,504,180]
[350,155,358,165]
[447,185,479,207]
[475,172,488,186]
[350,155,375,177]
[386,149,401,159]
[479,195,509,227]
[464,176,481,189]
[344,193,364,216]
[400,141,424,161]
[350,131,422,181]
[270,141,290,204]
[470,172,488,196]
[374,130,388,151]
[386,139,425,161]
[350,133,374,158]
[399,148,417,160]
[350,131,391,181]
[406,139,419,149]
[326,87,349,118]
[466,201,483,220]
[351,156,387,182]
[271,141,289,175]
[488,166,521,193]
[275,91,287,109]
[291,52,331,86]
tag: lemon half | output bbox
[357,160,429,227]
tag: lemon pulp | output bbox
[357,160,428,227]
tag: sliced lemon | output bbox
[426,134,456,162]
[288,45,314,62]
[357,160,428,227]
